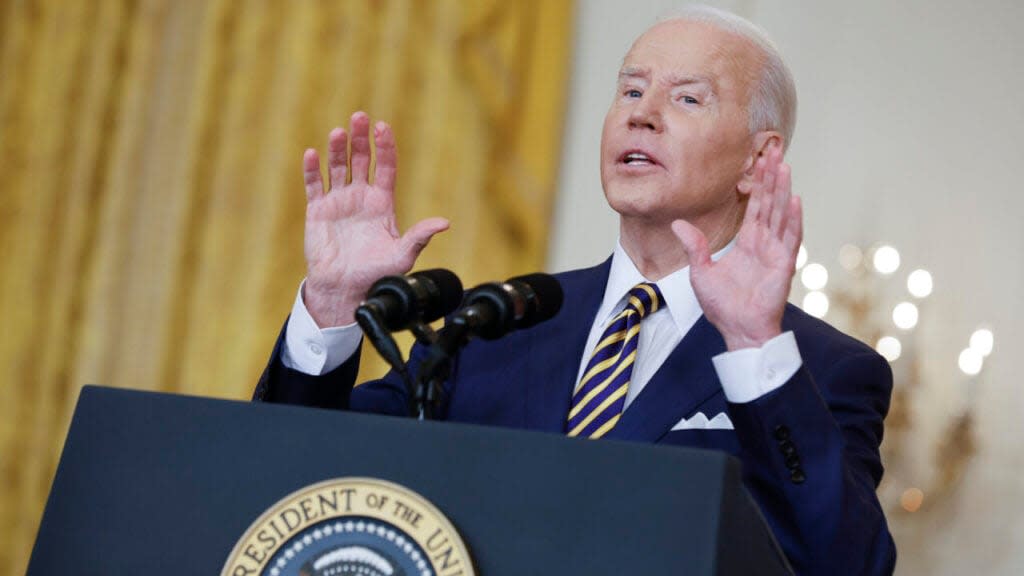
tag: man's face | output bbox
[600,20,762,226]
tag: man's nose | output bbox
[628,95,662,132]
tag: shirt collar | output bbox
[598,236,736,333]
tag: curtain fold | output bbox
[0,0,574,571]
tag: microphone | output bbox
[450,272,564,340]
[414,272,564,419]
[357,268,464,331]
[355,269,463,414]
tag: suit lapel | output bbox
[523,259,611,433]
[604,315,727,443]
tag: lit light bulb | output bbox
[803,291,829,318]
[958,348,983,375]
[876,336,902,362]
[796,245,808,269]
[900,488,924,513]
[907,269,933,298]
[892,302,919,330]
[970,328,994,356]
[800,263,829,291]
[839,244,863,271]
[873,245,901,275]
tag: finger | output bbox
[373,121,397,192]
[769,162,792,237]
[327,127,348,191]
[349,111,372,183]
[303,148,324,201]
[399,217,451,265]
[782,196,803,256]
[670,219,711,273]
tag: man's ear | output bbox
[739,131,784,190]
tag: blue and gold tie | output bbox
[567,283,664,438]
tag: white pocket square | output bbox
[671,411,734,431]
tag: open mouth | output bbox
[619,150,659,166]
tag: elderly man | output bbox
[254,6,896,574]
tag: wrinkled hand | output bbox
[671,147,802,351]
[302,111,449,327]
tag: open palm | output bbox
[302,112,449,327]
[672,147,802,350]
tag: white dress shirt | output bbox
[282,241,802,405]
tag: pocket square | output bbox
[671,411,734,431]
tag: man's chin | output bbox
[606,201,679,228]
[605,188,661,218]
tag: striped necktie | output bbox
[567,282,664,438]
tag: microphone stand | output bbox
[355,307,420,417]
[356,305,463,421]
[415,317,472,420]
[357,272,560,420]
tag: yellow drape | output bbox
[0,0,574,571]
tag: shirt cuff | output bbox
[711,331,802,404]
[281,280,363,375]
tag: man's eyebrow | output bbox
[664,74,715,88]
[618,66,649,81]
[617,67,715,90]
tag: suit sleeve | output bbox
[726,351,897,575]
[252,319,415,416]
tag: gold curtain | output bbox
[0,0,574,571]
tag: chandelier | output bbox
[790,243,993,516]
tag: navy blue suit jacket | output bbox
[255,258,896,575]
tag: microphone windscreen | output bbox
[412,268,464,322]
[507,272,564,327]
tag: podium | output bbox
[29,386,791,574]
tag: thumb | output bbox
[670,220,711,273]
[400,217,450,262]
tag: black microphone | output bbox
[355,269,463,413]
[450,272,564,340]
[357,268,463,331]
[414,272,564,419]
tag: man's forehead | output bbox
[621,20,760,89]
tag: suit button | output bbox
[785,453,801,469]
[780,441,796,457]
[790,469,806,484]
[774,425,790,441]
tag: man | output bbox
[254,6,896,574]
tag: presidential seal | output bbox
[222,478,474,576]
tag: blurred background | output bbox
[0,0,1020,574]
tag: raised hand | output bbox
[302,112,450,327]
[671,146,802,351]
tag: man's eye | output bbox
[625,89,642,98]
[681,95,699,105]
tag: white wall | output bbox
[550,1,1024,573]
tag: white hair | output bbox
[657,5,798,149]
